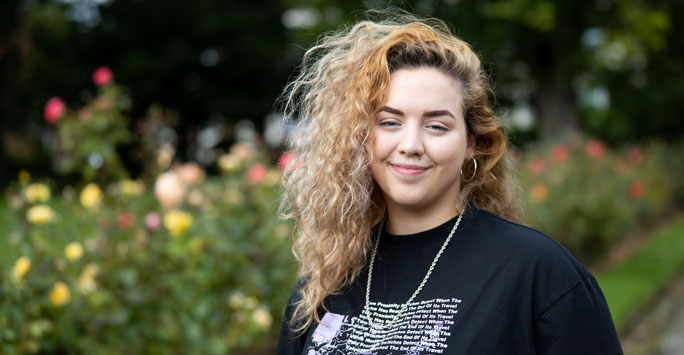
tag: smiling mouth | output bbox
[390,163,429,176]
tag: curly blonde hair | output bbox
[280,13,521,331]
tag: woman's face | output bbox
[370,67,475,216]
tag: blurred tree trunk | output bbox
[525,7,581,140]
[534,72,580,139]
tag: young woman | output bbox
[276,14,623,355]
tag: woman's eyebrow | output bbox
[379,106,404,115]
[379,106,455,120]
[423,110,455,119]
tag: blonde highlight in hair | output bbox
[279,12,521,332]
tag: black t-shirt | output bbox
[277,207,623,354]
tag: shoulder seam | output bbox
[535,276,596,322]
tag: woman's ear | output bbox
[466,135,476,159]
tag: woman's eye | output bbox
[427,124,448,131]
[379,121,400,127]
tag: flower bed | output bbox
[518,139,684,263]
[1,151,297,354]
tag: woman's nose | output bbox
[397,124,424,157]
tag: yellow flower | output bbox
[251,307,273,330]
[49,282,70,306]
[163,209,193,237]
[12,256,31,280]
[25,183,51,203]
[78,276,97,294]
[120,179,144,196]
[64,242,84,261]
[230,143,254,161]
[26,205,55,224]
[78,263,99,294]
[80,183,103,208]
[218,154,240,172]
[83,263,100,277]
[18,170,31,184]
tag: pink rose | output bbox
[93,66,114,86]
[248,164,267,184]
[278,151,297,171]
[585,140,605,159]
[527,158,546,176]
[145,212,161,231]
[44,97,66,124]
[551,144,569,163]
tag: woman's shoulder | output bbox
[468,207,573,252]
[465,206,594,279]
[466,206,602,318]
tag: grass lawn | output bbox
[598,215,684,333]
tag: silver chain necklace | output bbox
[362,207,466,334]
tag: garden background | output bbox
[1,0,683,354]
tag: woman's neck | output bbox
[384,202,462,235]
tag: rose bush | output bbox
[518,139,684,262]
[46,66,132,183]
[1,148,297,354]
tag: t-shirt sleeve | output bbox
[533,277,623,354]
[276,282,307,355]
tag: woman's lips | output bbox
[391,163,428,176]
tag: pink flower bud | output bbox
[93,66,114,86]
[44,97,66,124]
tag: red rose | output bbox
[44,97,66,124]
[93,66,114,86]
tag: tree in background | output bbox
[1,0,683,186]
